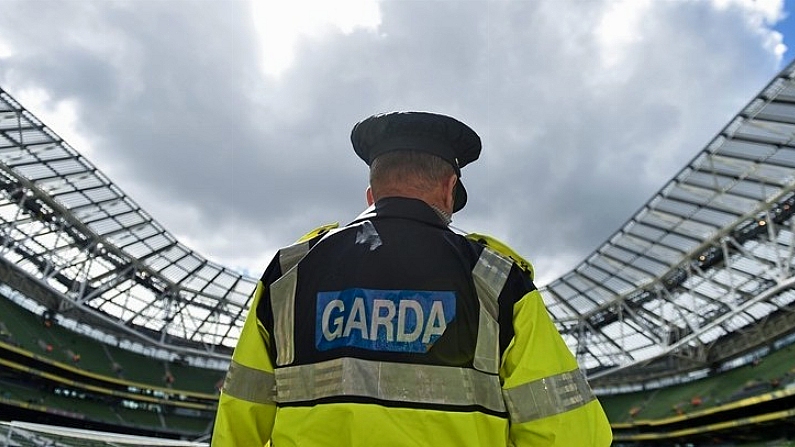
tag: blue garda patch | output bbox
[315,288,456,353]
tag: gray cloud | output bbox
[0,0,787,284]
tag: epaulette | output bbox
[465,232,535,280]
[295,223,340,244]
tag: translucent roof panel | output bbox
[542,60,795,374]
[0,88,254,357]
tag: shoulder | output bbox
[465,232,534,281]
[270,223,341,276]
[294,222,340,244]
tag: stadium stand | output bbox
[602,343,795,422]
[0,292,219,441]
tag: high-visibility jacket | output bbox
[212,197,612,446]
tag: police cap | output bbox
[350,111,481,212]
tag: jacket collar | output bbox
[352,197,450,229]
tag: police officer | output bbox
[212,112,612,446]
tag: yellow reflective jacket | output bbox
[212,222,612,446]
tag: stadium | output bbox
[2,58,795,446]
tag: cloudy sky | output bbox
[0,0,790,286]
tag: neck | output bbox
[429,204,452,225]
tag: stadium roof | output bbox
[0,89,253,359]
[3,60,795,375]
[544,60,795,378]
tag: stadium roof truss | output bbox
[3,61,795,377]
[0,90,254,360]
[544,60,795,383]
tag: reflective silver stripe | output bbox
[278,241,310,273]
[502,369,596,423]
[471,247,512,374]
[274,357,506,414]
[472,247,511,319]
[272,241,311,366]
[473,306,499,374]
[222,360,276,404]
[271,266,298,366]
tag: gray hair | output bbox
[369,150,455,197]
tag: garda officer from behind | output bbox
[212,112,612,446]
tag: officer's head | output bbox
[350,111,481,216]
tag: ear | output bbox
[366,186,375,206]
[443,175,457,211]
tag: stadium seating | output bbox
[0,295,220,438]
[601,343,795,423]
